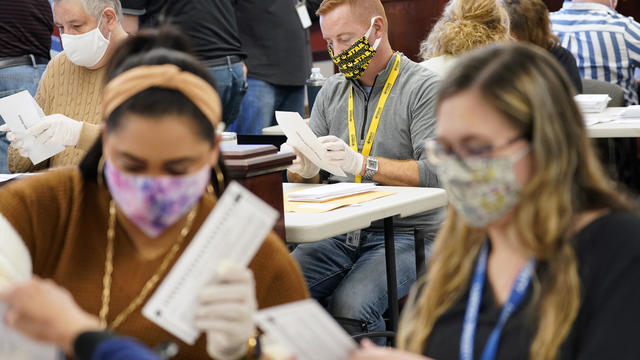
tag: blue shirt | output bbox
[550,1,640,105]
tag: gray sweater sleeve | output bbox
[409,73,441,188]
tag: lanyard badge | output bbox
[295,1,312,29]
[460,243,535,360]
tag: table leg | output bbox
[414,227,426,278]
[384,217,399,334]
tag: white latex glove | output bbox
[0,125,33,157]
[280,142,320,179]
[25,114,83,147]
[196,264,257,360]
[318,135,364,176]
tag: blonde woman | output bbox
[420,0,510,77]
[350,43,640,359]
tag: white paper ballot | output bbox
[275,111,346,177]
[0,215,59,360]
[255,300,358,360]
[0,91,65,165]
[142,181,279,345]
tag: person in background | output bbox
[419,0,511,77]
[228,0,323,135]
[505,0,582,93]
[0,29,308,359]
[551,0,640,192]
[1,277,162,360]
[119,0,248,127]
[0,0,53,174]
[350,43,640,360]
[551,0,640,105]
[286,0,443,343]
[1,0,129,174]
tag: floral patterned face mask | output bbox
[437,146,530,228]
[104,160,211,238]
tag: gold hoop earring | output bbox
[97,155,105,188]
[213,165,225,194]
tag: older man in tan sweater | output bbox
[2,0,128,173]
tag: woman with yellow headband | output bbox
[0,31,308,359]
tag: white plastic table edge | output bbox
[283,183,447,243]
[587,107,640,138]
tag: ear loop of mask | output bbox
[364,17,382,51]
[97,12,112,41]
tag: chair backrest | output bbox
[582,79,626,107]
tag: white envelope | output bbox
[275,111,347,177]
[0,91,65,165]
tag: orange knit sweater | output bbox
[8,53,104,173]
[0,168,309,358]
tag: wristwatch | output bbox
[362,156,378,181]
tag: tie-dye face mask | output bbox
[104,160,211,238]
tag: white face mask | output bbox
[61,14,111,68]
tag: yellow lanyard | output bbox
[348,54,402,182]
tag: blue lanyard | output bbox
[459,243,535,360]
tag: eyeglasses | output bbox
[425,135,525,167]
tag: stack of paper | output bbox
[574,94,611,113]
[617,105,640,119]
[287,183,376,202]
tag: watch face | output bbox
[367,157,378,170]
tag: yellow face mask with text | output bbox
[328,17,381,80]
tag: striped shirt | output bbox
[551,1,640,105]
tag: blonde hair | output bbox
[420,0,511,60]
[397,43,634,359]
[316,0,388,29]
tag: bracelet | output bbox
[237,334,261,360]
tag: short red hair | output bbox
[316,0,388,28]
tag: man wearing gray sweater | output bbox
[284,0,443,342]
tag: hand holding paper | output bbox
[319,135,364,176]
[0,91,65,164]
[196,264,257,360]
[280,142,320,178]
[0,277,100,355]
[26,114,83,147]
[254,299,357,360]
[142,181,278,345]
[275,111,346,177]
[2,127,33,158]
